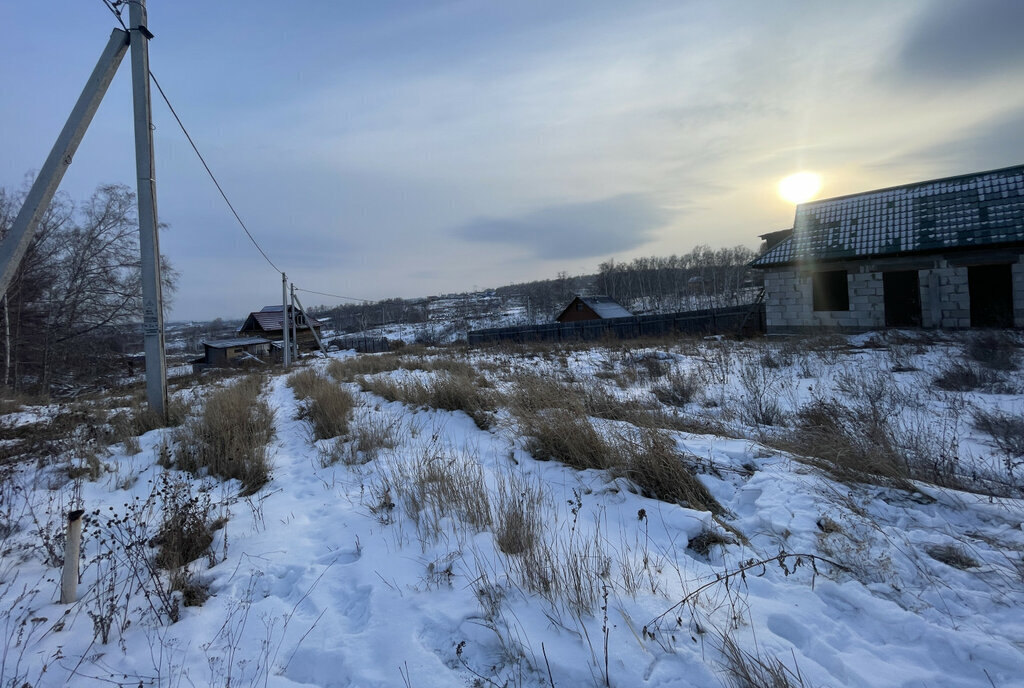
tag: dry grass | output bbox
[510,526,611,614]
[926,543,979,570]
[688,527,735,557]
[617,429,723,514]
[932,362,1002,392]
[359,371,497,430]
[173,375,275,494]
[327,354,405,382]
[718,633,813,688]
[288,368,356,440]
[781,398,912,488]
[491,473,545,555]
[507,373,721,509]
[965,331,1019,371]
[379,449,492,543]
[972,407,1024,475]
[518,408,618,471]
[320,410,402,466]
[651,369,701,407]
[110,398,186,453]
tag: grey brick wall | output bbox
[919,262,970,328]
[764,266,883,332]
[764,252,1024,333]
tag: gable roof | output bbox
[752,164,1024,268]
[559,295,633,320]
[240,305,323,333]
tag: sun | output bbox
[778,171,822,204]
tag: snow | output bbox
[1,332,1023,687]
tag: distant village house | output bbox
[751,164,1024,332]
[238,305,324,349]
[191,337,272,373]
[556,295,633,323]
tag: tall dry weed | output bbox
[173,375,275,494]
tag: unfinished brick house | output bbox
[751,165,1024,332]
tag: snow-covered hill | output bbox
[1,331,1022,687]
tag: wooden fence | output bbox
[467,303,765,346]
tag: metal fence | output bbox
[467,303,764,346]
[329,336,391,353]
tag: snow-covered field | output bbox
[1,331,1023,687]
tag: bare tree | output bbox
[0,182,177,395]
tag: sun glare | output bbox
[778,171,822,204]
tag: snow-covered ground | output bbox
[1,331,1023,687]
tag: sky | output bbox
[2,0,1024,321]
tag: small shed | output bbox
[192,337,271,373]
[556,295,633,323]
[238,305,324,349]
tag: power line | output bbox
[149,73,283,274]
[100,0,127,30]
[99,0,284,275]
[294,287,373,303]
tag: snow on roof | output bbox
[752,164,1024,267]
[202,337,271,349]
[576,295,633,318]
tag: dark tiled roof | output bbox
[752,164,1024,267]
[241,306,323,333]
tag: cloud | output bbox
[892,0,1024,82]
[874,106,1024,172]
[454,194,667,260]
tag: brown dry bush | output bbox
[518,408,618,471]
[926,543,979,570]
[510,526,611,614]
[152,476,215,570]
[782,398,912,488]
[173,375,275,494]
[651,369,702,407]
[932,362,1002,392]
[422,372,498,430]
[320,411,401,466]
[965,331,1019,371]
[616,429,722,514]
[492,473,545,555]
[288,368,356,440]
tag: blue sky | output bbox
[2,0,1023,321]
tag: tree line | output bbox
[596,245,760,314]
[306,244,760,335]
[0,183,176,395]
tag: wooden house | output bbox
[238,305,324,349]
[191,337,272,373]
[555,295,632,323]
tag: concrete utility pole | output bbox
[282,272,290,367]
[129,0,168,419]
[290,283,299,360]
[291,291,328,356]
[0,29,129,299]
